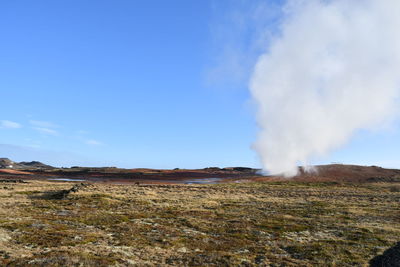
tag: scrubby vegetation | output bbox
[0,181,399,266]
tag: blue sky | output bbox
[0,0,399,169]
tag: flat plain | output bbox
[0,180,399,266]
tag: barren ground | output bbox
[0,180,399,266]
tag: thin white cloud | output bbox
[29,120,58,128]
[33,127,59,136]
[29,120,60,136]
[0,120,22,129]
[85,139,102,146]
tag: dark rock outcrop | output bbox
[370,242,400,267]
[43,183,90,200]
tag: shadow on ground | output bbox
[29,183,90,200]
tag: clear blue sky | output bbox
[0,0,399,168]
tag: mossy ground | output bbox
[0,181,399,266]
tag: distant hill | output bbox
[291,164,400,183]
[18,161,54,169]
[0,158,15,169]
[1,157,400,184]
[0,158,54,170]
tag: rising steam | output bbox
[250,0,400,176]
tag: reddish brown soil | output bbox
[0,167,260,184]
[252,164,400,183]
[294,164,400,182]
[0,164,399,184]
[0,169,32,175]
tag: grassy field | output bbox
[0,180,399,266]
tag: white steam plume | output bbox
[250,0,400,176]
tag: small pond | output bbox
[184,178,223,184]
[48,178,87,182]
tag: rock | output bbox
[178,247,188,253]
[255,255,266,264]
[0,229,11,243]
[56,210,71,216]
[370,242,400,267]
[44,183,90,200]
[125,259,137,265]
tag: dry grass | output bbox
[0,180,399,266]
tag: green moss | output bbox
[1,181,399,266]
[5,251,120,266]
[256,216,310,235]
[76,213,130,228]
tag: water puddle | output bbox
[184,178,223,184]
[48,178,87,182]
[46,177,229,184]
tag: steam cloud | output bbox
[250,0,400,176]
